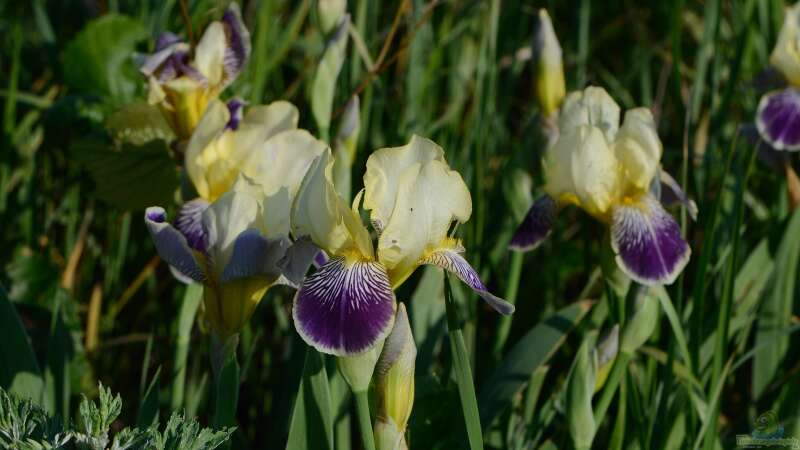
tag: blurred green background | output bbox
[1,0,799,449]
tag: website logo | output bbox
[736,411,799,449]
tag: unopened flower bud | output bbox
[339,340,385,393]
[318,0,347,36]
[375,304,416,450]
[620,288,659,354]
[533,9,566,118]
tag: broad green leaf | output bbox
[106,101,175,146]
[63,14,148,106]
[478,300,594,428]
[286,347,334,450]
[753,208,800,399]
[0,291,44,405]
[72,139,179,210]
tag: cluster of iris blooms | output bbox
[137,4,513,447]
[134,1,800,447]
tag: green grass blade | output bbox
[479,299,595,429]
[137,366,161,428]
[170,283,202,412]
[753,208,800,399]
[444,274,484,450]
[286,347,334,450]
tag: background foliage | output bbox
[1,0,799,449]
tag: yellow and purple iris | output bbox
[144,105,327,336]
[290,135,513,356]
[137,3,250,141]
[511,86,691,286]
[756,2,800,151]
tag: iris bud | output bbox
[533,9,566,118]
[565,333,598,450]
[375,304,416,450]
[339,340,385,393]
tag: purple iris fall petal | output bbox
[293,257,396,356]
[176,198,210,251]
[509,195,557,252]
[221,3,251,85]
[756,88,800,151]
[144,207,205,282]
[610,195,691,286]
[421,247,515,315]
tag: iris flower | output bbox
[510,87,691,286]
[291,135,514,356]
[144,107,326,336]
[137,3,250,141]
[754,2,800,152]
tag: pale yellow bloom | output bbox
[543,86,662,221]
[771,3,800,85]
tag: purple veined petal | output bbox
[756,88,800,151]
[221,2,251,86]
[509,195,557,252]
[659,171,698,221]
[145,207,205,282]
[742,123,790,171]
[293,257,396,356]
[279,238,320,285]
[170,51,207,84]
[225,98,245,131]
[421,245,515,315]
[610,195,691,286]
[176,198,210,251]
[220,229,290,283]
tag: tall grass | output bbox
[0,0,799,449]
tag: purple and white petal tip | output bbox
[221,2,251,86]
[176,198,210,251]
[144,207,205,282]
[422,246,515,315]
[509,195,557,252]
[610,195,691,286]
[756,88,800,152]
[293,258,396,356]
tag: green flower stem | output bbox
[444,275,484,450]
[491,251,523,360]
[354,390,375,450]
[170,283,202,412]
[592,351,632,425]
[593,282,646,426]
[211,334,240,448]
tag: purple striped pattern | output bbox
[421,247,515,315]
[610,195,690,286]
[293,257,396,356]
[756,88,800,151]
[176,198,210,252]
